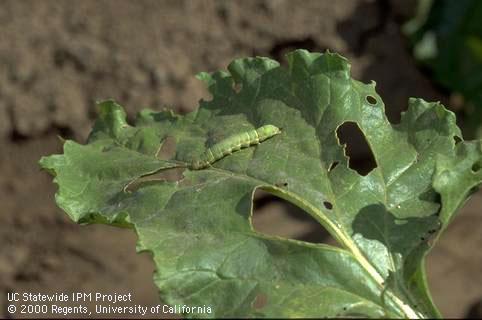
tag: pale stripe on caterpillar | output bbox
[190,124,282,170]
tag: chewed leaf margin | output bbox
[39,49,482,319]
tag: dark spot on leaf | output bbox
[420,237,425,241]
[454,136,462,144]
[472,161,481,173]
[343,307,347,311]
[252,189,339,246]
[252,293,268,309]
[157,136,176,160]
[328,161,339,172]
[336,122,377,176]
[366,95,377,105]
[323,201,333,210]
[275,181,288,187]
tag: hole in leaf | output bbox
[431,192,442,216]
[454,136,462,145]
[365,95,377,105]
[323,201,333,210]
[274,181,289,188]
[124,167,185,192]
[336,122,377,176]
[157,136,177,160]
[252,190,338,246]
[328,161,339,172]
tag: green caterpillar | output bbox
[190,124,282,170]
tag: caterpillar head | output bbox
[257,124,282,141]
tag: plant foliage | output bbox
[404,0,482,137]
[40,50,482,318]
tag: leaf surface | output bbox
[40,50,482,318]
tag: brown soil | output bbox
[0,0,479,318]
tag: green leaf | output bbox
[39,50,482,318]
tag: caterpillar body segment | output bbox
[190,124,281,170]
